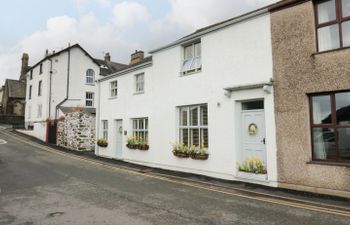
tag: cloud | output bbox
[112,1,150,28]
[0,0,279,85]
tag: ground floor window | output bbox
[132,118,148,141]
[102,120,108,140]
[179,104,208,147]
[310,91,350,162]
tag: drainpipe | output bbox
[48,59,53,119]
[96,78,101,156]
[55,44,71,119]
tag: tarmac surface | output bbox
[0,128,349,225]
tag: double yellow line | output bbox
[1,129,350,218]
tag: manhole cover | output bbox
[0,139,6,144]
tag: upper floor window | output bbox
[110,81,118,97]
[38,81,42,96]
[310,91,350,162]
[29,85,32,100]
[181,42,202,75]
[316,0,350,52]
[86,92,94,107]
[37,104,42,118]
[39,64,43,74]
[135,73,144,93]
[86,69,95,85]
[29,70,33,80]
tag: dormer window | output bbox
[181,42,202,75]
[316,0,350,52]
[86,69,95,85]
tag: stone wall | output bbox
[271,1,350,197]
[57,111,95,151]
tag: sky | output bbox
[0,0,279,85]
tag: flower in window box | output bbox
[126,135,139,149]
[138,137,149,151]
[172,142,189,158]
[189,143,209,160]
[97,138,108,147]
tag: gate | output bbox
[47,121,57,144]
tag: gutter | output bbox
[55,44,71,119]
[97,61,153,83]
[149,7,269,54]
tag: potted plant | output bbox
[126,135,139,149]
[97,138,108,147]
[138,137,149,151]
[172,142,189,158]
[190,144,209,160]
[58,115,65,121]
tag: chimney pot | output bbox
[104,52,111,62]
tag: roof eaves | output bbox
[268,0,310,12]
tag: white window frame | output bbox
[86,69,95,85]
[181,42,202,75]
[110,80,118,97]
[135,73,145,93]
[38,80,42,96]
[132,118,148,142]
[86,92,94,107]
[37,104,42,118]
[178,104,208,147]
[102,120,108,140]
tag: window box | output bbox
[138,144,149,151]
[190,153,209,160]
[236,171,268,181]
[126,143,139,149]
[97,139,108,148]
[173,151,190,158]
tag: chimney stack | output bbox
[130,50,144,65]
[20,53,29,81]
[104,52,111,62]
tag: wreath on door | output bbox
[248,123,258,135]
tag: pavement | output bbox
[0,128,349,225]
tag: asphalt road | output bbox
[0,130,349,225]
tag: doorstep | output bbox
[8,128,350,210]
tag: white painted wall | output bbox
[97,13,278,186]
[24,46,100,142]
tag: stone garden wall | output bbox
[57,111,95,151]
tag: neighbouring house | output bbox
[1,53,28,116]
[270,0,350,198]
[57,107,96,151]
[96,7,278,187]
[23,44,126,143]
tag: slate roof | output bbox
[116,56,152,72]
[5,79,26,99]
[94,59,128,76]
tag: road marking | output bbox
[1,129,350,218]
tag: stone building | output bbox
[270,0,350,198]
[57,107,96,151]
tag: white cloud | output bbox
[0,0,279,85]
[112,1,150,28]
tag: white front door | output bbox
[241,108,266,163]
[115,120,123,158]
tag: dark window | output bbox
[242,100,264,110]
[38,81,42,96]
[30,70,33,80]
[310,91,350,162]
[315,0,350,52]
[39,64,43,74]
[29,85,32,99]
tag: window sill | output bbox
[85,83,95,86]
[307,160,350,168]
[108,96,118,100]
[180,69,202,77]
[133,91,145,95]
[312,46,350,56]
